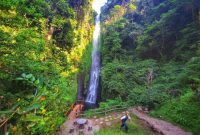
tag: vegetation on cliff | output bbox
[0,0,94,134]
[1,0,200,134]
[100,0,200,134]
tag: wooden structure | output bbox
[80,104,129,118]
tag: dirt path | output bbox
[59,111,127,135]
[130,108,193,135]
[59,107,193,135]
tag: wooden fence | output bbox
[80,104,129,118]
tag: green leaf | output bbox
[0,103,20,114]
[20,104,42,114]
[0,110,13,114]
[35,79,40,84]
[31,76,36,82]
[27,123,36,128]
[16,77,24,80]
[22,73,26,78]
[22,114,43,122]
[26,74,33,79]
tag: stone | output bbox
[106,122,112,126]
[137,106,143,112]
[79,129,84,135]
[85,120,88,124]
[73,121,77,125]
[88,126,93,131]
[69,128,74,133]
[105,119,109,122]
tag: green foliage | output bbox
[79,43,93,72]
[151,91,200,134]
[109,5,125,22]
[136,88,170,109]
[1,0,200,134]
[100,0,200,134]
[101,20,124,62]
[0,0,94,134]
[101,59,158,101]
[177,57,200,87]
[15,73,40,87]
[128,3,137,11]
[136,0,200,60]
[99,98,124,108]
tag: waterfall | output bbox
[85,0,107,107]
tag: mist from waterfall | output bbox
[85,0,107,106]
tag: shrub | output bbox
[150,91,200,134]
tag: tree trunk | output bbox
[45,26,54,41]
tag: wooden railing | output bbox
[76,100,84,105]
[65,100,84,116]
[79,104,129,118]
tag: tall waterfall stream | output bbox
[85,0,107,107]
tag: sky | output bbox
[92,0,107,14]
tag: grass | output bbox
[150,91,200,135]
[95,113,153,135]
